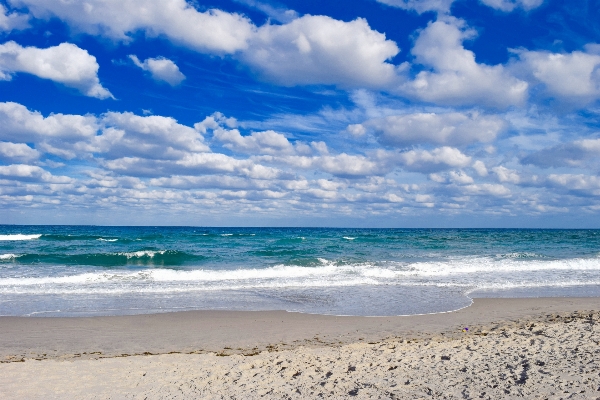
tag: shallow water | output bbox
[1,226,599,316]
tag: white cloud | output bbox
[194,112,238,134]
[492,166,521,184]
[176,153,281,179]
[0,4,29,32]
[462,183,511,197]
[383,193,404,203]
[129,55,185,86]
[376,0,543,14]
[0,41,112,99]
[346,124,367,137]
[514,48,600,104]
[472,160,488,176]
[317,153,383,177]
[0,142,39,162]
[480,0,544,12]
[213,128,294,155]
[0,164,71,183]
[448,170,474,184]
[544,174,600,195]
[9,1,403,90]
[358,111,506,146]
[4,101,596,220]
[239,15,401,88]
[0,101,98,143]
[375,0,454,14]
[97,112,210,159]
[399,146,471,172]
[400,18,528,107]
[234,0,298,23]
[10,0,255,54]
[521,138,600,168]
[0,102,207,160]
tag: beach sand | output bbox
[1,298,599,399]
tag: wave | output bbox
[0,254,18,260]
[402,257,600,276]
[0,234,41,241]
[6,250,204,267]
[41,234,119,242]
[2,256,600,290]
[97,238,118,242]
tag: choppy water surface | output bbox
[1,226,599,316]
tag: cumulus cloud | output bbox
[0,4,29,31]
[98,112,210,159]
[521,138,600,168]
[462,183,511,197]
[448,170,474,184]
[8,1,402,89]
[0,164,71,183]
[0,102,286,182]
[514,48,600,104]
[480,0,544,12]
[398,146,471,172]
[240,15,401,88]
[0,102,207,160]
[376,0,542,13]
[492,166,521,184]
[400,18,528,107]
[428,170,474,184]
[3,101,592,220]
[0,142,39,162]
[129,55,185,86]
[198,112,329,157]
[472,160,488,176]
[234,0,298,23]
[355,111,506,146]
[174,152,281,179]
[375,0,454,14]
[545,174,600,194]
[317,153,383,177]
[0,101,98,143]
[213,128,295,155]
[10,0,254,54]
[0,41,112,99]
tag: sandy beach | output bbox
[1,298,599,399]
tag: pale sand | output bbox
[0,298,599,399]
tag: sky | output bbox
[0,0,600,227]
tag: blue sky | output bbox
[0,0,600,227]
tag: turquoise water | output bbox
[1,226,600,316]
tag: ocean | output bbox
[1,226,599,317]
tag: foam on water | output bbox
[117,250,167,258]
[2,226,600,316]
[0,234,41,241]
[2,257,600,295]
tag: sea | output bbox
[1,226,600,317]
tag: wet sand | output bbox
[1,298,599,398]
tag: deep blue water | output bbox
[1,226,600,316]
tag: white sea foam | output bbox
[0,254,18,260]
[117,250,166,258]
[343,237,356,240]
[98,238,118,242]
[0,234,41,241]
[2,257,600,296]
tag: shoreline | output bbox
[1,297,599,362]
[1,297,599,399]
